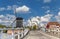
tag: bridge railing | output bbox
[0,28,29,39]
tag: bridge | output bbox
[24,30,59,39]
[0,28,29,39]
[0,28,59,39]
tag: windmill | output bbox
[10,6,16,28]
[10,6,23,28]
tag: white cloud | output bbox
[7,6,12,10]
[55,16,60,22]
[7,5,18,10]
[0,6,12,11]
[45,10,50,13]
[27,14,53,26]
[0,15,4,18]
[0,5,30,13]
[0,7,6,11]
[55,11,60,22]
[44,0,51,3]
[27,16,40,26]
[0,14,16,27]
[42,6,50,10]
[0,5,17,11]
[16,5,30,13]
[58,12,60,15]
[41,14,53,22]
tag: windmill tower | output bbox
[16,17,23,28]
[10,7,23,28]
[14,7,23,28]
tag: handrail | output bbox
[0,28,29,39]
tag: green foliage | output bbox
[29,26,32,30]
[0,24,13,28]
[0,24,6,28]
[6,26,12,28]
[0,24,7,33]
[32,25,37,30]
[26,26,32,30]
[3,30,7,33]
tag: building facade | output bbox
[46,22,60,32]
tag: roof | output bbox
[16,17,23,20]
[46,22,60,28]
[47,22,59,26]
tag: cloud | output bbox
[0,5,17,11]
[0,15,4,18]
[0,5,30,13]
[27,14,53,26]
[7,5,18,10]
[27,16,40,26]
[0,14,16,27]
[55,11,60,22]
[16,5,30,13]
[43,0,51,3]
[41,14,53,22]
[7,6,12,10]
[0,6,12,11]
[55,16,60,22]
[0,7,6,11]
[45,10,50,13]
[42,6,50,10]
[58,12,60,15]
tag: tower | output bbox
[16,17,23,28]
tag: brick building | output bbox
[46,22,60,32]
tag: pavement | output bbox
[24,30,60,39]
[40,30,59,39]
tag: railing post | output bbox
[18,31,20,39]
[12,30,15,39]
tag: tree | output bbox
[32,25,37,30]
[0,24,6,28]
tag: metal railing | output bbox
[0,28,29,39]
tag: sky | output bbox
[0,0,60,26]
